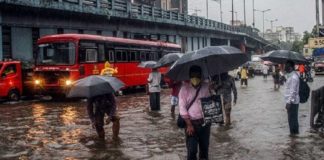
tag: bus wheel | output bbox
[8,89,20,101]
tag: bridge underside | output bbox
[0,2,269,61]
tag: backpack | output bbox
[299,77,310,103]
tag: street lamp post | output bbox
[252,0,255,27]
[220,0,223,23]
[206,0,208,19]
[269,19,278,32]
[243,0,246,26]
[231,0,234,26]
[255,9,271,38]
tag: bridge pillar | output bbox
[206,37,210,47]
[11,27,33,61]
[0,10,2,60]
[187,37,193,52]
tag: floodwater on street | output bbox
[1,75,324,160]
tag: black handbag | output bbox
[177,86,201,128]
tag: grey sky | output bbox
[188,0,317,34]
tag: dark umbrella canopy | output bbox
[67,75,125,98]
[167,46,248,81]
[260,50,307,64]
[154,53,183,68]
[137,61,157,68]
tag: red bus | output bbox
[33,34,181,96]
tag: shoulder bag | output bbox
[177,85,201,128]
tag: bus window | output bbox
[85,49,98,62]
[116,50,122,61]
[129,51,138,62]
[140,52,146,61]
[98,44,105,62]
[108,50,115,62]
[116,50,128,62]
[79,42,98,63]
[148,52,155,61]
[157,52,162,59]
[121,51,128,61]
[145,52,150,61]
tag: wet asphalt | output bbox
[0,75,324,160]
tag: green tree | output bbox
[291,40,304,53]
[302,31,313,45]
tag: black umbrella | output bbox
[67,75,125,98]
[154,53,183,68]
[137,61,157,68]
[260,50,307,64]
[167,46,248,81]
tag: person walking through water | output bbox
[284,61,300,136]
[179,65,211,160]
[148,68,161,111]
[262,64,269,80]
[87,93,120,140]
[169,80,182,114]
[273,65,281,90]
[212,72,237,126]
[240,66,248,87]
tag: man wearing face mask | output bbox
[179,65,211,160]
[284,61,300,136]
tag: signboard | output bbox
[308,38,324,48]
[201,95,223,125]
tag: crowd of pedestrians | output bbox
[82,55,310,160]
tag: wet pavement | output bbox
[1,75,324,160]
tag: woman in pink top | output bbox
[178,65,211,160]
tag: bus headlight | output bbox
[65,80,72,86]
[34,79,41,85]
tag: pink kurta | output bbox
[179,81,211,120]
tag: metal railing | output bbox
[310,86,324,129]
[2,0,267,44]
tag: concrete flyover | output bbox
[0,0,278,61]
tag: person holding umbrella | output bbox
[87,94,120,140]
[179,65,211,160]
[147,67,161,111]
[67,75,124,140]
[260,50,307,135]
[155,52,183,114]
[166,46,248,160]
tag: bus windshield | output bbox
[37,42,76,65]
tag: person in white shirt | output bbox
[284,61,300,135]
[147,68,161,111]
[262,64,269,80]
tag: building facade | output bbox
[264,26,301,42]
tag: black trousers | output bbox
[287,103,299,134]
[186,122,211,160]
[149,92,160,111]
[241,79,248,86]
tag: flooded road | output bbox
[1,76,324,160]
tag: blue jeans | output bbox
[186,122,211,160]
[286,103,299,134]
